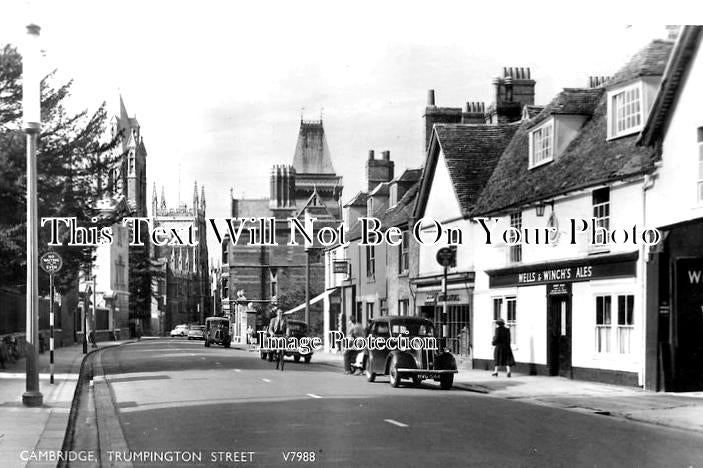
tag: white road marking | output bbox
[306,393,322,399]
[384,419,408,427]
[201,357,206,360]
[234,369,241,372]
[262,378,272,383]
[215,362,221,365]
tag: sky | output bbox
[1,0,700,259]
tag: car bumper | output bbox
[396,368,458,374]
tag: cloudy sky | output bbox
[1,0,697,258]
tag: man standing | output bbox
[343,317,364,374]
[268,307,288,370]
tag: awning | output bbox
[283,288,337,315]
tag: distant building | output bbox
[151,183,210,334]
[223,119,343,342]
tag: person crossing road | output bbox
[268,307,289,371]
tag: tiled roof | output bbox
[381,182,420,228]
[398,168,423,182]
[523,105,545,119]
[529,88,602,127]
[608,39,674,87]
[472,40,673,216]
[433,123,519,216]
[639,26,702,146]
[344,191,368,207]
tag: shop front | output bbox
[646,218,703,391]
[412,272,474,356]
[479,251,641,386]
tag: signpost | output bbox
[40,252,62,385]
[436,247,456,348]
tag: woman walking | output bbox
[492,319,515,377]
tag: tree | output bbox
[0,44,122,294]
[274,282,324,336]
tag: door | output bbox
[547,292,572,377]
[674,258,703,391]
[368,321,391,374]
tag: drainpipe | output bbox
[641,173,656,388]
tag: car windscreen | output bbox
[390,322,434,337]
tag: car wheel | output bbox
[439,374,454,390]
[304,355,311,364]
[389,360,401,388]
[412,376,422,386]
[293,355,300,363]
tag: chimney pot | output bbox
[368,150,375,160]
[427,89,436,106]
[383,150,390,161]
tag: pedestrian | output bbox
[343,317,364,375]
[491,318,515,377]
[268,307,288,371]
[87,318,97,349]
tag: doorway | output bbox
[547,284,572,377]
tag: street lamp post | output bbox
[22,22,43,407]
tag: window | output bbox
[366,245,375,280]
[380,298,388,315]
[509,212,522,263]
[398,299,409,316]
[366,302,374,322]
[617,295,634,354]
[493,296,516,345]
[270,270,278,298]
[608,83,643,138]
[698,127,703,203]
[592,188,610,245]
[529,119,554,167]
[115,255,125,289]
[398,230,409,274]
[222,243,228,264]
[506,297,517,345]
[596,295,612,353]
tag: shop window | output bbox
[595,295,612,353]
[493,296,516,345]
[617,295,635,354]
[592,188,610,245]
[509,213,522,263]
[493,298,503,322]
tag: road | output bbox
[68,339,703,467]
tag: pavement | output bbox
[0,340,130,468]
[304,348,703,434]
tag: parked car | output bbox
[259,319,313,363]
[170,324,189,337]
[363,316,457,390]
[187,325,205,340]
[204,317,231,348]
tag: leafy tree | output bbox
[0,44,122,295]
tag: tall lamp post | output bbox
[22,22,43,407]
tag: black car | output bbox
[204,317,231,348]
[363,316,457,390]
[259,319,313,363]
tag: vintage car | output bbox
[204,317,231,348]
[187,324,205,340]
[170,324,189,337]
[259,319,313,363]
[363,316,457,390]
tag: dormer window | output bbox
[529,118,554,168]
[607,82,643,139]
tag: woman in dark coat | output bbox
[492,319,515,377]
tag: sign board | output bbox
[436,247,456,268]
[547,283,571,296]
[40,252,63,274]
[487,252,638,288]
[333,260,349,275]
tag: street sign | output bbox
[436,247,456,268]
[333,260,349,274]
[40,252,62,274]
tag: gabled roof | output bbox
[397,168,423,182]
[472,39,674,216]
[344,191,368,208]
[414,123,518,219]
[639,26,702,147]
[292,120,336,174]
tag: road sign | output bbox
[40,252,62,274]
[436,247,456,268]
[333,260,349,274]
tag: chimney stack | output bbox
[427,89,436,106]
[587,76,611,88]
[423,89,462,151]
[366,150,395,191]
[462,102,486,124]
[486,66,536,124]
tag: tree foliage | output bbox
[0,44,122,294]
